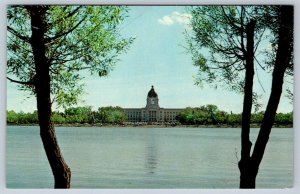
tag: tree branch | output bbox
[7,26,31,43]
[45,15,87,43]
[7,76,34,85]
[221,6,242,32]
[254,56,265,70]
[48,6,83,28]
[255,63,266,93]
[240,6,246,54]
[254,29,266,54]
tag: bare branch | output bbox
[254,56,265,70]
[255,63,266,92]
[7,76,34,85]
[254,29,266,54]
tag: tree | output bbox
[275,112,293,125]
[97,106,127,124]
[187,5,293,188]
[243,6,293,188]
[188,6,262,188]
[187,9,262,179]
[7,5,133,188]
[64,106,93,123]
[7,110,19,124]
[227,113,242,126]
[52,111,66,124]
[176,105,225,125]
[251,111,264,124]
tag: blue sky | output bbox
[6,6,293,113]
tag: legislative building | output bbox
[124,86,183,123]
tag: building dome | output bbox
[147,85,158,98]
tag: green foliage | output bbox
[187,6,293,110]
[286,88,293,104]
[7,110,38,124]
[6,106,293,126]
[7,110,19,123]
[64,106,93,123]
[176,105,223,125]
[175,105,292,126]
[186,6,273,93]
[7,5,134,107]
[275,112,293,125]
[227,113,242,126]
[97,106,127,124]
[52,112,66,124]
[250,111,264,124]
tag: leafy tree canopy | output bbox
[186,5,294,111]
[186,6,277,92]
[7,5,134,107]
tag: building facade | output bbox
[124,86,183,123]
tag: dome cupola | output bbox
[147,85,158,98]
[146,85,159,108]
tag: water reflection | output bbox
[144,131,158,174]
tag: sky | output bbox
[6,6,293,113]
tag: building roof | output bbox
[147,85,158,98]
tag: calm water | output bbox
[6,126,293,188]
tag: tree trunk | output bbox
[27,6,71,188]
[251,5,293,179]
[239,6,293,189]
[239,19,256,189]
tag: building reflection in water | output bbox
[144,130,158,174]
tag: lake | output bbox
[6,126,293,188]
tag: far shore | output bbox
[7,123,293,128]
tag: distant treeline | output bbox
[7,106,126,125]
[7,105,293,126]
[175,105,293,126]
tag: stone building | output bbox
[124,86,183,123]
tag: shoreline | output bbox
[6,123,293,128]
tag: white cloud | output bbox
[158,11,192,27]
[158,15,174,26]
